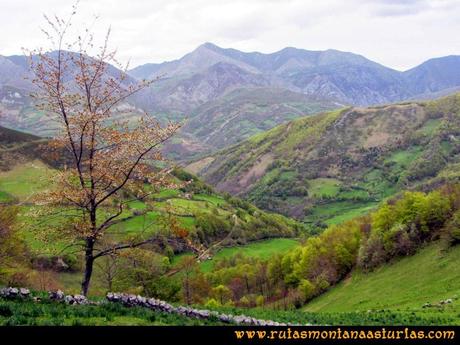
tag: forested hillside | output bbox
[192,94,460,228]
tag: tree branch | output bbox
[93,237,156,259]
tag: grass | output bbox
[308,178,341,198]
[0,298,224,326]
[0,190,13,202]
[417,118,442,136]
[323,202,378,225]
[58,272,109,296]
[108,211,162,239]
[303,242,460,317]
[305,200,378,225]
[172,238,300,272]
[153,189,180,199]
[210,305,459,326]
[363,169,398,198]
[192,194,225,206]
[385,146,422,167]
[199,238,299,272]
[0,160,55,201]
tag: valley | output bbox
[2,40,460,327]
[3,114,460,325]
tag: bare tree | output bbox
[27,5,181,295]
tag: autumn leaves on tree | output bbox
[27,7,180,296]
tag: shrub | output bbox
[205,298,221,309]
[299,279,315,301]
[444,210,460,246]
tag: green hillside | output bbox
[0,162,302,254]
[304,242,460,318]
[191,94,460,229]
[0,128,305,298]
[0,160,54,202]
[174,238,299,272]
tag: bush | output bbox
[406,143,446,181]
[299,279,315,301]
[205,298,221,309]
[444,210,460,246]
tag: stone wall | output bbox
[0,287,308,326]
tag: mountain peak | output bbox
[195,42,222,53]
[201,42,220,49]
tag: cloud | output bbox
[369,1,430,17]
[0,0,459,70]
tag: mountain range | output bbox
[1,43,460,158]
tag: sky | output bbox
[1,0,460,71]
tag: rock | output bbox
[147,298,157,308]
[0,287,30,299]
[62,294,88,305]
[64,295,75,304]
[219,314,231,323]
[19,288,30,296]
[49,290,65,301]
[103,291,283,326]
[73,295,88,304]
[199,310,210,318]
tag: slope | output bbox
[0,126,304,262]
[5,45,460,160]
[131,43,460,107]
[0,52,146,137]
[0,125,49,171]
[191,93,460,226]
[184,87,338,150]
[304,242,460,315]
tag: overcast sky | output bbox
[1,0,460,71]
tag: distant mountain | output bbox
[404,55,460,96]
[128,44,460,158]
[0,52,145,137]
[129,43,260,79]
[2,44,460,160]
[189,93,460,224]
[134,61,270,114]
[184,87,338,149]
[131,43,460,107]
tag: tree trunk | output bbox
[184,274,191,305]
[81,237,95,296]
